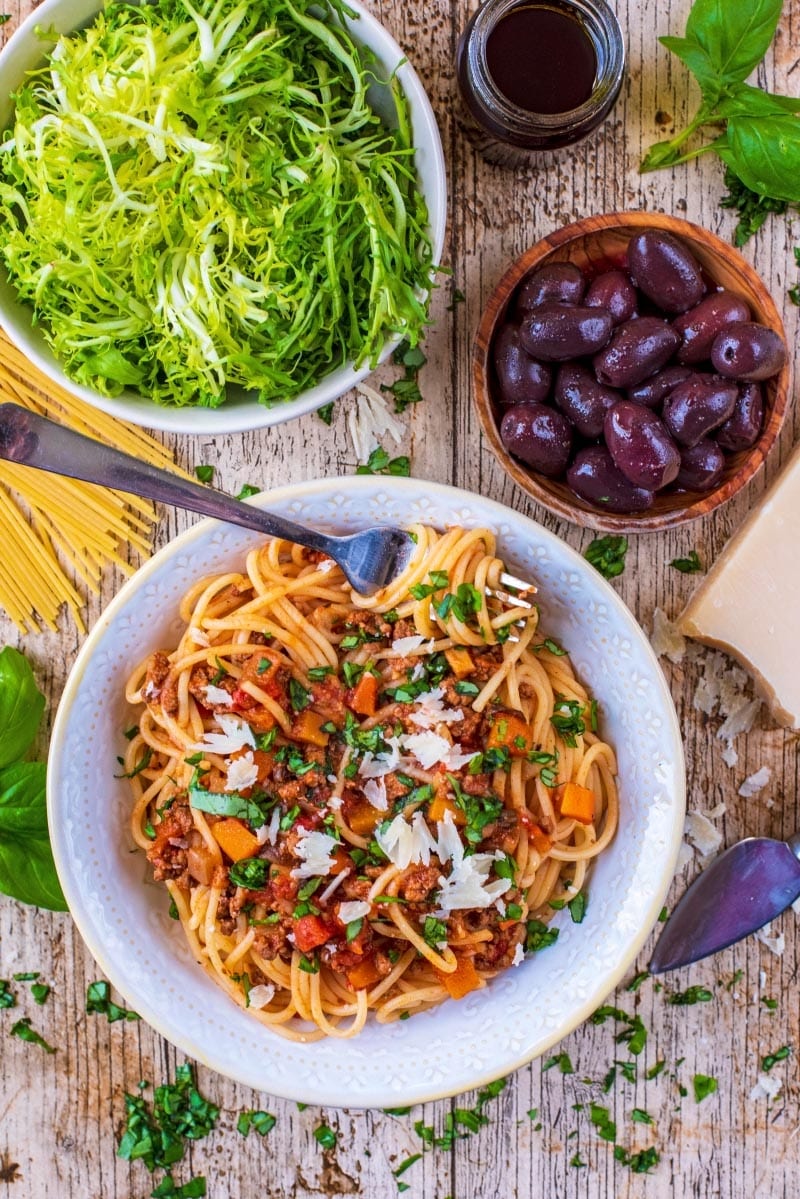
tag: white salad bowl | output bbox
[48,476,685,1107]
[0,0,446,434]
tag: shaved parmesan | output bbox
[750,1072,783,1102]
[409,687,464,730]
[319,871,349,904]
[290,828,338,879]
[363,777,388,811]
[248,984,275,1010]
[225,750,258,793]
[436,853,512,913]
[755,922,785,957]
[193,713,256,755]
[392,634,426,655]
[651,608,686,663]
[375,812,438,870]
[435,812,464,867]
[720,742,739,768]
[684,811,723,858]
[359,736,402,779]
[676,841,694,871]
[338,900,371,923]
[718,698,761,742]
[257,805,281,847]
[204,684,233,707]
[349,383,405,462]
[738,767,771,798]
[400,730,477,771]
[512,942,525,967]
[188,626,210,646]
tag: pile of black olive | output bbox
[493,228,787,514]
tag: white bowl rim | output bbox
[47,475,686,1106]
[0,0,447,435]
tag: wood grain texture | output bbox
[1,0,799,1196]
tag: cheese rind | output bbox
[678,446,800,729]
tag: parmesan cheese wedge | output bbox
[678,447,800,728]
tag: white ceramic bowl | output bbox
[48,477,685,1107]
[0,0,446,434]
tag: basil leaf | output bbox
[684,0,783,86]
[725,113,800,202]
[717,82,800,119]
[659,35,721,98]
[0,762,67,910]
[0,647,45,768]
[189,785,265,826]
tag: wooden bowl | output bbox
[473,211,791,532]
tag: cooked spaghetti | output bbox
[124,526,618,1040]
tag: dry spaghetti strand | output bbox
[0,329,187,633]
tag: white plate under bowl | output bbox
[48,477,685,1107]
[0,0,446,435]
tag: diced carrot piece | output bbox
[347,800,384,836]
[530,822,553,855]
[292,708,330,748]
[444,647,474,679]
[351,673,378,716]
[435,955,482,1000]
[294,914,335,954]
[487,710,532,757]
[213,818,262,862]
[347,955,384,991]
[329,847,351,876]
[556,782,595,825]
[427,794,466,826]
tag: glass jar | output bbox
[456,0,626,167]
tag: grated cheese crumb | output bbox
[408,687,464,730]
[225,750,258,793]
[651,608,686,663]
[193,713,256,755]
[754,922,785,957]
[338,900,371,924]
[363,777,388,811]
[720,741,739,768]
[684,811,723,858]
[391,634,426,655]
[436,853,512,913]
[256,805,281,847]
[738,766,771,799]
[676,841,695,871]
[750,1072,783,1102]
[718,697,761,742]
[290,828,338,879]
[248,984,275,1010]
[204,684,233,707]
[512,942,525,967]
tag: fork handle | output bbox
[0,402,333,553]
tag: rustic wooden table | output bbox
[1,0,798,1195]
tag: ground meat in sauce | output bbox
[474,923,525,971]
[399,863,440,903]
[143,650,179,715]
[480,808,521,855]
[339,875,372,901]
[147,803,193,881]
[470,646,505,682]
[188,662,236,708]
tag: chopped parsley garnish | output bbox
[409,571,449,600]
[535,638,567,657]
[549,698,587,747]
[86,980,139,1023]
[525,920,559,953]
[668,985,713,1006]
[345,918,363,943]
[454,680,479,696]
[494,854,516,881]
[590,1005,647,1055]
[627,970,650,992]
[414,1078,506,1149]
[422,916,447,948]
[0,980,15,1009]
[393,1153,422,1180]
[194,465,214,484]
[646,1060,666,1080]
[569,1152,587,1168]
[124,725,138,740]
[114,747,153,779]
[589,1102,616,1142]
[355,447,410,476]
[615,1146,660,1173]
[229,858,269,890]
[308,666,334,682]
[237,1110,277,1137]
[274,745,317,776]
[670,551,704,574]
[150,1176,207,1199]
[298,955,319,974]
[236,484,260,501]
[314,1124,337,1150]
[693,1074,718,1102]
[256,728,278,751]
[658,906,668,923]
[761,1045,791,1071]
[762,996,778,1011]
[317,402,334,425]
[9,1017,56,1053]
[12,971,38,981]
[289,678,311,712]
[117,1063,218,1170]
[188,783,267,826]
[631,1108,654,1125]
[434,583,482,624]
[506,902,523,921]
[584,535,628,579]
[568,892,587,924]
[543,1052,573,1074]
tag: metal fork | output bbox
[0,402,535,599]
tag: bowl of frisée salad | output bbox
[0,0,445,433]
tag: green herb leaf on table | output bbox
[86,979,140,1023]
[317,402,335,426]
[150,1176,207,1199]
[0,646,45,769]
[236,484,260,500]
[9,1017,56,1053]
[355,447,411,477]
[584,536,628,580]
[237,1110,277,1136]
[761,1045,791,1070]
[0,761,67,910]
[693,1073,718,1102]
[194,465,214,484]
[670,551,704,573]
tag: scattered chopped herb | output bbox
[568,891,587,924]
[658,906,668,923]
[693,1074,718,1102]
[168,899,180,921]
[229,858,270,890]
[414,1079,506,1150]
[447,287,466,311]
[314,1124,337,1150]
[188,783,266,827]
[668,985,714,1006]
[616,1059,636,1083]
[590,1102,616,1142]
[237,1110,277,1136]
[646,1060,667,1080]
[9,1017,56,1052]
[30,983,50,1005]
[194,465,214,484]
[762,996,778,1011]
[585,535,628,579]
[627,970,650,992]
[543,1052,573,1074]
[384,1106,412,1116]
[86,980,140,1023]
[761,1045,791,1071]
[289,677,311,712]
[454,680,479,696]
[631,1108,654,1125]
[434,583,483,624]
[393,1153,422,1179]
[345,918,363,943]
[123,725,138,740]
[569,1152,587,1168]
[409,570,449,600]
[0,980,15,1009]
[308,666,334,682]
[602,1065,617,1092]
[114,746,153,779]
[356,447,411,477]
[422,916,447,949]
[526,920,559,954]
[671,551,704,574]
[298,955,319,974]
[615,1145,660,1173]
[317,402,334,426]
[550,697,587,747]
[590,1006,647,1055]
[150,1176,207,1199]
[536,638,567,657]
[12,971,39,981]
[236,484,260,500]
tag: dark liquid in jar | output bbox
[485,4,597,114]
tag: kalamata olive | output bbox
[715,382,764,452]
[519,303,613,362]
[566,446,654,513]
[627,229,704,314]
[492,324,553,406]
[627,365,694,409]
[710,322,787,381]
[593,316,681,388]
[553,364,620,438]
[604,400,681,491]
[673,291,751,364]
[500,402,573,477]
[662,376,739,447]
[676,439,726,492]
[585,270,638,325]
[515,262,586,314]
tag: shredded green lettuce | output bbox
[0,0,433,407]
